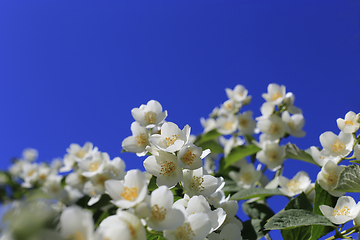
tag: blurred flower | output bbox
[262,83,286,105]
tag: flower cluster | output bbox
[1,83,360,240]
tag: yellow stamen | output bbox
[76,150,86,159]
[89,162,100,172]
[239,118,248,128]
[145,111,157,124]
[135,133,147,147]
[128,224,136,239]
[159,161,176,176]
[333,206,350,217]
[151,204,166,222]
[190,176,204,192]
[268,123,280,135]
[286,179,301,192]
[176,222,195,240]
[268,151,279,162]
[181,150,196,165]
[121,187,138,201]
[330,139,345,153]
[271,92,282,101]
[27,169,36,177]
[345,120,353,126]
[66,231,84,240]
[222,121,233,130]
[240,172,253,184]
[96,175,108,186]
[165,135,180,146]
[326,171,338,186]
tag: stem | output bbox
[325,225,360,240]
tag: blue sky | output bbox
[1,0,360,238]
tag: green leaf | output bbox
[333,164,360,192]
[242,201,274,220]
[309,182,338,240]
[230,188,282,201]
[281,193,313,240]
[146,231,166,240]
[264,209,335,230]
[194,129,222,145]
[148,175,158,192]
[230,188,285,201]
[197,140,223,154]
[224,145,261,169]
[242,219,268,240]
[285,143,319,166]
[281,224,312,240]
[284,192,313,212]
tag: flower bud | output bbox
[356,113,360,124]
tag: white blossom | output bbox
[320,196,360,225]
[336,111,360,133]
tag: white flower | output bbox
[67,142,97,162]
[84,172,113,205]
[320,196,360,225]
[97,210,146,240]
[256,115,286,140]
[22,148,38,162]
[20,162,38,188]
[237,111,256,135]
[317,160,345,197]
[163,212,212,240]
[278,171,311,197]
[309,146,338,167]
[65,169,88,190]
[146,186,185,231]
[177,143,209,170]
[337,111,360,133]
[281,111,306,138]
[216,115,238,135]
[149,122,190,153]
[104,156,126,180]
[260,102,275,118]
[207,223,243,240]
[200,117,217,133]
[182,168,224,197]
[319,131,354,159]
[105,169,148,209]
[122,121,150,156]
[131,100,167,128]
[206,189,230,208]
[219,136,244,158]
[229,163,262,189]
[225,85,249,103]
[60,206,94,240]
[221,99,241,114]
[184,195,226,233]
[256,141,286,171]
[283,92,302,114]
[78,152,109,178]
[42,174,68,201]
[262,83,286,105]
[143,151,183,188]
